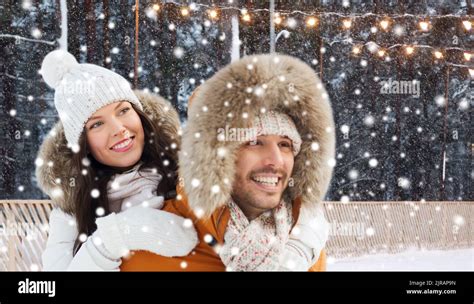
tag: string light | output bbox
[274,13,283,25]
[462,20,472,31]
[433,50,443,59]
[306,16,318,27]
[157,1,474,32]
[419,21,430,31]
[342,19,352,29]
[352,45,361,55]
[380,19,390,30]
[242,13,251,22]
[144,2,471,73]
[208,9,218,19]
[181,7,189,16]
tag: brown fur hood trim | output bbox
[35,90,181,214]
[179,54,336,219]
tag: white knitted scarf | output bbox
[107,162,163,212]
[219,199,293,271]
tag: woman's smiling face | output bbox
[85,101,145,169]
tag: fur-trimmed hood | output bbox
[179,54,336,219]
[35,90,181,214]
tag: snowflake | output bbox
[453,215,465,226]
[286,18,297,28]
[91,189,100,200]
[30,264,39,271]
[211,185,220,194]
[364,115,375,126]
[311,142,320,151]
[183,219,193,229]
[458,98,469,110]
[173,47,184,59]
[31,28,42,39]
[203,234,213,244]
[348,169,359,180]
[393,25,405,36]
[435,95,446,107]
[368,158,378,168]
[340,124,350,134]
[327,158,337,167]
[365,227,375,237]
[366,41,379,53]
[191,178,200,188]
[397,177,410,189]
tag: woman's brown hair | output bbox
[71,103,178,254]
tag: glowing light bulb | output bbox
[419,21,430,31]
[462,20,472,31]
[208,9,218,19]
[380,19,390,30]
[342,19,352,29]
[352,46,361,55]
[306,17,318,27]
[181,7,189,16]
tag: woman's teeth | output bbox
[112,138,132,150]
[252,176,279,186]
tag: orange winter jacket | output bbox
[120,188,326,271]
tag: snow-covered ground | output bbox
[327,248,474,271]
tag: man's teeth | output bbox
[252,176,279,186]
[113,138,132,149]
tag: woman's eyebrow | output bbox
[88,102,124,121]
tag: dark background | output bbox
[0,0,472,202]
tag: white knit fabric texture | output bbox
[41,50,142,147]
[253,111,302,155]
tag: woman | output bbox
[36,50,197,271]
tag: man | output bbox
[120,54,336,271]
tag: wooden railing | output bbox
[0,200,53,271]
[0,200,472,271]
[323,201,472,258]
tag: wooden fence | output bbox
[0,200,472,271]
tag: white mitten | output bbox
[289,204,329,264]
[94,204,198,259]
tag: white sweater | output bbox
[42,208,121,271]
[42,164,190,271]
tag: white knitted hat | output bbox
[40,50,142,148]
[253,111,302,156]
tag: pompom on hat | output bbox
[40,50,142,148]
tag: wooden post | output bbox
[440,65,450,200]
[134,0,139,88]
